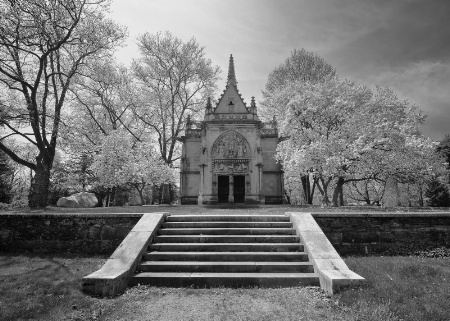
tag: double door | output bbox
[218,175,245,203]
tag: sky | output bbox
[108,0,450,141]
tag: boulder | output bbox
[57,192,98,208]
[57,196,79,208]
[73,192,98,208]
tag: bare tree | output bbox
[0,0,126,207]
[132,31,221,166]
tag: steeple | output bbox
[227,54,237,87]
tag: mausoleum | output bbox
[179,55,283,205]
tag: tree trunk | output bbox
[134,184,145,205]
[161,183,171,204]
[316,176,331,208]
[332,177,345,207]
[284,189,291,204]
[418,183,424,207]
[339,183,344,206]
[301,175,315,204]
[28,166,51,208]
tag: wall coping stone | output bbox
[0,213,146,218]
[81,212,168,297]
[311,212,450,218]
[1,211,449,219]
[288,212,365,295]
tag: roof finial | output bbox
[250,96,257,114]
[227,54,237,87]
[205,97,212,113]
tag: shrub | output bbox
[0,202,11,211]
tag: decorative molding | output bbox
[213,114,249,120]
[212,159,250,174]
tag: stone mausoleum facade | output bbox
[179,55,283,205]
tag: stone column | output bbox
[197,165,205,205]
[228,175,234,204]
[257,164,265,204]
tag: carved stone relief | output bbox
[213,131,250,159]
[212,160,249,174]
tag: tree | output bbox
[261,48,336,121]
[425,177,450,207]
[261,49,336,204]
[63,60,143,152]
[89,130,175,205]
[132,31,220,203]
[0,0,126,207]
[132,31,220,165]
[0,149,13,203]
[275,77,438,207]
[437,135,450,184]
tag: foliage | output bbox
[89,130,176,205]
[0,149,13,203]
[425,177,450,207]
[0,0,126,207]
[132,31,220,165]
[0,202,10,211]
[275,77,439,206]
[62,60,143,154]
[437,134,450,184]
[261,48,336,121]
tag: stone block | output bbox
[319,269,365,295]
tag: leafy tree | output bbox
[437,135,450,184]
[0,0,126,207]
[262,49,336,204]
[425,177,450,207]
[261,48,336,121]
[90,130,176,205]
[275,77,438,207]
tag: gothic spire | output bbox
[227,54,237,87]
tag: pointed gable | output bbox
[214,54,250,114]
[214,84,249,114]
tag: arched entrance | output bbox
[212,131,250,204]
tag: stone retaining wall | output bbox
[314,213,450,256]
[0,214,141,254]
[1,213,449,256]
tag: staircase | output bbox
[129,215,320,288]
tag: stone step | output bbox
[144,251,310,262]
[166,215,290,222]
[129,272,320,288]
[150,243,302,252]
[161,222,293,229]
[158,228,297,235]
[137,261,315,273]
[154,235,300,243]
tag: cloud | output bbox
[107,0,450,140]
[366,61,450,140]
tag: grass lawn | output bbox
[4,203,449,216]
[0,254,449,321]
